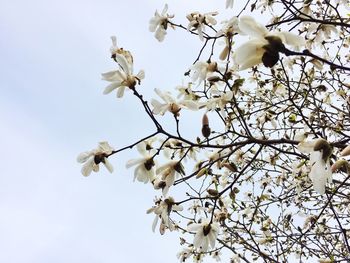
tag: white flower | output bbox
[77,142,114,177]
[204,90,233,116]
[216,17,241,60]
[102,54,145,98]
[153,161,185,196]
[146,197,183,234]
[109,36,133,65]
[226,0,234,8]
[211,250,222,261]
[149,4,174,42]
[187,12,218,41]
[126,141,156,183]
[298,139,333,194]
[177,248,193,262]
[151,88,199,116]
[191,61,218,85]
[233,16,305,70]
[188,219,219,252]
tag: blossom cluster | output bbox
[78,1,350,262]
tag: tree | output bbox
[77,0,350,262]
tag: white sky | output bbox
[0,0,235,262]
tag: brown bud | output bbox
[207,189,219,197]
[202,114,211,138]
[313,139,332,161]
[196,168,207,178]
[340,145,350,157]
[219,46,229,60]
[331,159,349,173]
[222,162,238,172]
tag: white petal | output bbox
[126,158,144,168]
[149,17,159,32]
[226,0,234,8]
[136,70,145,80]
[98,141,114,153]
[181,100,199,111]
[188,223,202,232]
[152,215,159,232]
[101,70,118,80]
[155,27,167,42]
[239,16,268,38]
[103,82,121,94]
[274,32,305,47]
[208,230,217,249]
[77,151,93,163]
[117,86,126,98]
[161,4,168,15]
[298,141,316,154]
[81,159,94,177]
[202,236,209,252]
[115,54,132,75]
[234,39,265,70]
[103,159,114,173]
[193,232,204,249]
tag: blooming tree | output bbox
[78,0,350,262]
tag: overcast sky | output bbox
[0,0,237,262]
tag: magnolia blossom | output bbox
[126,141,156,183]
[204,90,233,115]
[191,61,218,85]
[109,36,133,65]
[216,17,241,60]
[233,16,305,70]
[176,82,197,101]
[177,248,194,262]
[149,4,174,42]
[151,88,199,116]
[146,197,183,234]
[298,139,333,194]
[102,54,145,98]
[153,161,185,196]
[187,12,218,41]
[77,142,114,177]
[188,219,219,252]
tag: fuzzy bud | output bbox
[331,159,349,173]
[313,139,332,161]
[196,168,207,179]
[340,145,350,157]
[202,114,211,138]
[207,189,219,197]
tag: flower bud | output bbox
[221,162,238,172]
[313,139,332,161]
[207,188,219,197]
[196,167,207,178]
[331,159,349,173]
[340,145,350,157]
[202,114,211,138]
